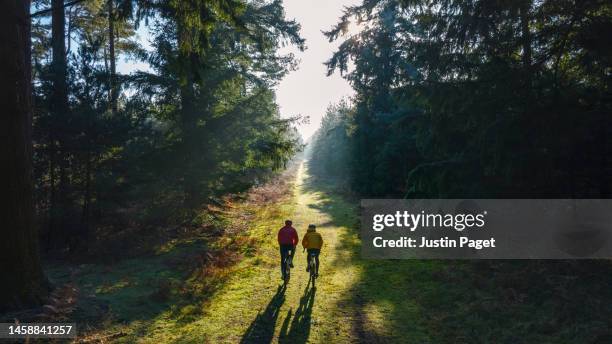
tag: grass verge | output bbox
[39,165,299,343]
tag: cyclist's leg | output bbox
[306,249,312,271]
[288,246,295,267]
[314,249,320,274]
[280,245,288,277]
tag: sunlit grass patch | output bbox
[43,165,300,342]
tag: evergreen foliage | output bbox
[30,0,304,252]
[312,0,612,198]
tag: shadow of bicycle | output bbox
[278,285,316,344]
[240,284,287,344]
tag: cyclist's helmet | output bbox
[308,224,316,229]
[285,220,292,226]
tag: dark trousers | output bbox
[280,244,295,277]
[306,248,320,273]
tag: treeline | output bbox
[308,100,352,179]
[30,0,304,253]
[310,0,612,198]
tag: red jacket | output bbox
[278,225,298,246]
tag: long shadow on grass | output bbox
[301,162,612,343]
[43,239,244,340]
[240,284,287,344]
[278,284,316,344]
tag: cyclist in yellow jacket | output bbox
[302,224,323,276]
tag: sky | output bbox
[275,0,360,141]
[117,0,360,141]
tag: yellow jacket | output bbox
[302,228,323,249]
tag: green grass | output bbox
[302,170,612,344]
[46,161,612,343]
[45,170,296,342]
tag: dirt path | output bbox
[210,161,362,343]
[63,160,444,343]
[253,160,361,343]
[111,160,364,343]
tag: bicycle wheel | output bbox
[309,255,316,285]
[284,258,291,283]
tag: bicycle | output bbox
[283,253,293,284]
[307,250,317,286]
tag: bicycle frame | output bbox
[308,252,317,280]
[283,254,292,283]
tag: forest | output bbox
[310,0,612,199]
[4,0,304,310]
[3,0,612,342]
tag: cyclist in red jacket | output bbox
[278,220,298,280]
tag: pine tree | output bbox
[1,0,48,311]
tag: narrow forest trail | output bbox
[125,160,375,343]
[62,159,457,343]
[55,160,468,343]
[51,158,425,344]
[235,161,363,343]
[187,161,363,343]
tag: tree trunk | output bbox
[83,154,92,221]
[47,145,57,250]
[519,1,532,81]
[51,0,68,119]
[0,0,48,311]
[180,73,199,207]
[108,0,118,115]
[599,111,610,197]
[178,20,201,207]
[51,0,70,230]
